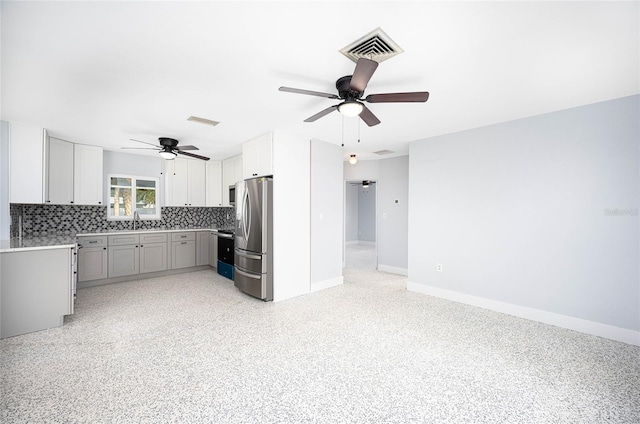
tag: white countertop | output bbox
[0,236,77,253]
[1,227,230,253]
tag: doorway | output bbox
[344,180,377,270]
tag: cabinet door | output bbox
[209,233,218,267]
[234,155,243,184]
[73,144,103,205]
[46,137,74,204]
[108,245,140,278]
[9,123,45,204]
[206,161,223,207]
[243,133,272,179]
[222,157,235,206]
[196,232,210,266]
[168,158,189,206]
[77,246,108,282]
[188,160,206,206]
[140,242,168,273]
[171,240,196,269]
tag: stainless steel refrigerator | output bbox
[234,176,273,301]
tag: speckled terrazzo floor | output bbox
[1,269,639,423]
[345,243,376,270]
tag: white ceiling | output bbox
[1,1,638,162]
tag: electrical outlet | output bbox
[436,264,443,272]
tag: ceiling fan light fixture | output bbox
[349,154,358,165]
[338,101,364,117]
[159,150,177,160]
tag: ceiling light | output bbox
[349,154,358,165]
[159,150,176,160]
[338,101,364,117]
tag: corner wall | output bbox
[408,95,640,345]
[310,139,343,291]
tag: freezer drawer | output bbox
[234,268,271,300]
[234,249,267,274]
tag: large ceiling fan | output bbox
[279,58,429,127]
[122,137,210,161]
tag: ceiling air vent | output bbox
[373,149,395,156]
[340,27,404,63]
[187,116,220,127]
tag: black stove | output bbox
[217,229,235,280]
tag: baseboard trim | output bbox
[358,241,376,246]
[406,281,640,346]
[378,264,408,276]
[345,241,358,246]
[311,276,344,293]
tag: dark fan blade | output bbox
[349,58,378,93]
[359,105,381,127]
[304,105,339,122]
[176,150,210,161]
[129,138,159,147]
[365,92,430,103]
[121,147,160,150]
[279,86,339,99]
[176,145,199,151]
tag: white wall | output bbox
[408,95,640,345]
[103,150,165,206]
[344,159,379,181]
[377,156,409,274]
[310,139,343,291]
[272,130,310,302]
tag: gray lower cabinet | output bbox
[108,244,140,278]
[108,234,140,278]
[1,247,74,339]
[171,232,196,269]
[77,236,108,282]
[196,231,210,266]
[209,232,218,267]
[140,233,168,273]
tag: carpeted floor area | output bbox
[1,268,639,423]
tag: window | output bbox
[108,175,160,220]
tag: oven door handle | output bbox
[218,233,233,239]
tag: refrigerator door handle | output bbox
[244,188,251,243]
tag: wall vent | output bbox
[340,27,404,63]
[373,149,395,155]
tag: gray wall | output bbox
[345,184,359,242]
[103,150,165,206]
[377,156,409,271]
[408,95,639,331]
[357,185,376,242]
[310,139,343,284]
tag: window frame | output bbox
[107,174,161,221]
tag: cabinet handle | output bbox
[98,202,102,204]
[103,247,106,250]
[140,245,144,247]
[45,200,51,203]
[181,242,187,245]
[135,245,139,248]
[70,201,74,204]
[89,241,97,244]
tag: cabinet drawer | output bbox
[108,234,140,246]
[140,233,167,244]
[171,232,195,242]
[77,236,107,248]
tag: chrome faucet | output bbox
[132,210,140,230]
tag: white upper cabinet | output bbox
[222,154,243,206]
[165,158,206,207]
[206,160,223,207]
[188,159,206,206]
[45,137,74,204]
[9,123,46,204]
[243,133,273,179]
[73,144,103,205]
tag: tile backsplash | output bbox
[10,204,235,237]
